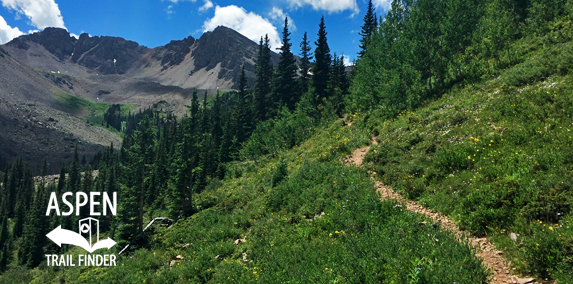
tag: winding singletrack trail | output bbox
[345,137,539,284]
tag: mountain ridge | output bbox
[3,26,279,90]
[0,25,278,174]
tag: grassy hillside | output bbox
[2,121,489,283]
[361,21,573,280]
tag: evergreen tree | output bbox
[187,89,200,123]
[6,158,23,218]
[148,138,168,209]
[117,116,156,245]
[211,91,223,152]
[40,159,48,185]
[253,35,273,121]
[168,133,195,218]
[274,17,299,110]
[0,203,10,271]
[68,144,81,192]
[328,53,348,114]
[79,166,93,219]
[232,66,252,145]
[338,54,350,95]
[13,164,33,238]
[299,32,313,96]
[217,116,233,179]
[313,16,332,104]
[57,165,66,194]
[168,94,201,218]
[358,0,378,58]
[19,179,47,268]
[201,92,210,134]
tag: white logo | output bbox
[47,217,116,253]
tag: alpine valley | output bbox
[0,26,278,174]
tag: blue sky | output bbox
[0,0,392,65]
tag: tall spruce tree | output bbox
[211,91,223,153]
[79,166,93,219]
[13,163,33,238]
[328,53,348,114]
[117,116,156,245]
[358,0,378,58]
[217,117,232,179]
[6,158,23,218]
[313,16,332,104]
[168,94,200,218]
[253,35,273,121]
[233,66,251,145]
[19,178,47,268]
[57,165,66,194]
[201,92,210,134]
[274,17,298,110]
[299,32,313,96]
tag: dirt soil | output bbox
[344,137,539,284]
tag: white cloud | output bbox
[1,0,65,29]
[341,55,353,66]
[372,0,391,11]
[198,0,213,12]
[203,5,282,49]
[70,32,79,39]
[286,0,359,15]
[0,15,24,44]
[268,7,296,31]
[166,4,175,15]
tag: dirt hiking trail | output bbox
[345,137,540,284]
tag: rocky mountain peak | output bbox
[69,33,148,74]
[153,36,196,71]
[3,25,280,90]
[6,28,148,75]
[9,27,76,60]
[192,26,279,88]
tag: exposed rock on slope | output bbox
[8,28,149,75]
[0,99,120,174]
[154,36,196,71]
[70,33,148,74]
[190,26,279,88]
[0,46,120,174]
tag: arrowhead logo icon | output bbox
[46,224,116,253]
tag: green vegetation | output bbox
[0,121,489,283]
[53,90,135,136]
[351,0,573,280]
[363,62,573,281]
[2,0,573,282]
